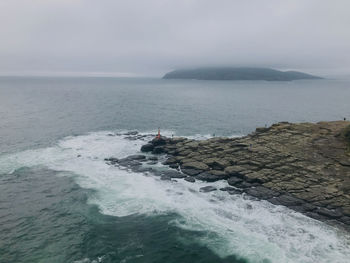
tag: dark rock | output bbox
[151,170,164,177]
[242,173,265,184]
[220,187,243,195]
[227,177,243,186]
[246,204,253,210]
[199,186,217,192]
[152,146,165,154]
[148,156,158,161]
[162,170,186,179]
[316,208,343,219]
[304,212,325,221]
[151,137,167,146]
[340,216,350,225]
[184,177,196,183]
[104,157,119,163]
[255,127,269,133]
[128,161,143,167]
[220,187,236,192]
[210,170,228,178]
[163,157,177,165]
[125,155,146,161]
[244,186,279,200]
[272,194,304,207]
[228,189,244,195]
[181,168,201,176]
[224,166,245,178]
[267,197,281,206]
[196,171,227,182]
[124,131,138,135]
[161,175,172,180]
[134,167,154,173]
[239,182,253,188]
[169,163,179,169]
[141,143,154,152]
[117,155,146,166]
[288,205,310,213]
[203,158,228,170]
[301,203,316,212]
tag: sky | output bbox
[0,0,349,77]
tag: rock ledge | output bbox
[141,121,350,228]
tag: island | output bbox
[162,67,322,81]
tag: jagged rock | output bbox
[245,186,279,199]
[255,127,269,133]
[242,172,265,183]
[271,194,304,206]
[152,146,165,154]
[316,208,343,219]
[139,121,350,228]
[161,175,172,180]
[181,161,209,171]
[116,155,146,166]
[141,143,154,152]
[163,157,178,165]
[124,131,138,135]
[125,155,146,161]
[239,181,254,188]
[151,137,167,146]
[181,168,201,176]
[220,187,243,195]
[196,171,227,182]
[340,216,350,225]
[184,177,196,183]
[135,167,154,173]
[224,166,245,177]
[161,170,186,179]
[203,158,229,170]
[104,157,119,164]
[227,177,243,186]
[199,186,217,192]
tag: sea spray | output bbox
[1,131,350,263]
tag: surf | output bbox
[1,131,350,263]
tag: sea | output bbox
[0,76,350,263]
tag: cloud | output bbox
[0,0,349,76]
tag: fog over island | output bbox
[0,0,349,77]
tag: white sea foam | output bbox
[0,131,350,263]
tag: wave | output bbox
[0,131,349,263]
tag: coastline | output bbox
[136,121,350,230]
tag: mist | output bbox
[0,0,349,77]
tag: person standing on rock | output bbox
[156,128,161,139]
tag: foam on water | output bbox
[1,131,350,263]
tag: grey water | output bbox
[1,76,350,263]
[1,76,349,155]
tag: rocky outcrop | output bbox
[140,121,350,228]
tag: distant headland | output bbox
[163,67,322,81]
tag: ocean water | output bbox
[1,76,350,263]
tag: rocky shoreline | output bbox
[107,121,350,230]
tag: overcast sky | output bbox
[0,0,349,77]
